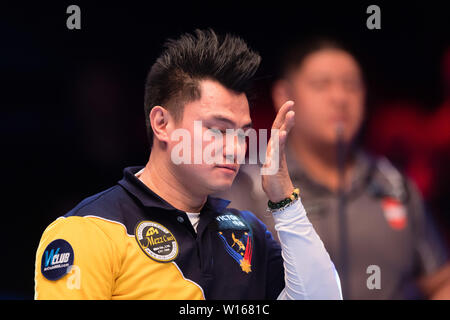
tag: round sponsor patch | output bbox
[41,239,74,281]
[135,221,179,263]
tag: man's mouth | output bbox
[215,164,238,172]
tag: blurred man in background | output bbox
[366,46,450,238]
[217,38,450,299]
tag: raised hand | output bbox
[261,100,296,203]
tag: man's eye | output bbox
[237,132,246,140]
[310,80,329,90]
[343,79,362,92]
[208,128,224,134]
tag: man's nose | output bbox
[223,133,246,163]
[329,82,352,113]
[329,82,349,104]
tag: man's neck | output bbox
[289,132,355,192]
[138,152,206,213]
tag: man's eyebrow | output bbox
[242,122,253,130]
[208,115,252,129]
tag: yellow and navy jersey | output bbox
[35,166,285,299]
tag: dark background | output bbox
[1,1,449,299]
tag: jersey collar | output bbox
[118,166,231,213]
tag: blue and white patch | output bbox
[41,239,74,281]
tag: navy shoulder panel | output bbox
[64,185,133,225]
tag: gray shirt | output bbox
[216,150,448,299]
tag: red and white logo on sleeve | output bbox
[381,197,407,230]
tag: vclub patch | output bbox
[216,213,253,274]
[135,221,179,263]
[41,239,74,281]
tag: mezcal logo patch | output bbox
[135,221,179,263]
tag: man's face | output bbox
[287,49,365,145]
[167,79,252,195]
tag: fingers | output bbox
[278,108,296,148]
[272,100,294,130]
[280,110,295,135]
[267,100,295,164]
[268,101,295,153]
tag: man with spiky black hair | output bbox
[34,29,341,300]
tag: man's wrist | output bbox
[270,196,303,217]
[266,183,295,203]
[267,188,300,212]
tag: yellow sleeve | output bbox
[34,216,119,300]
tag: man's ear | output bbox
[149,106,172,144]
[271,79,291,112]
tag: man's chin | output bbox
[206,179,235,194]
